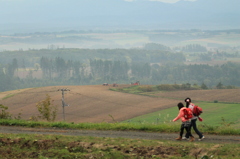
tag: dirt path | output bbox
[1,126,239,144]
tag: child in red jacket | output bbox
[173,102,194,142]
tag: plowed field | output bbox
[0,85,239,123]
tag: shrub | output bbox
[156,84,175,91]
[36,94,58,122]
[181,83,191,90]
[138,86,153,92]
[226,85,236,89]
[0,104,12,119]
[172,84,181,89]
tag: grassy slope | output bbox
[123,102,240,127]
[115,85,240,129]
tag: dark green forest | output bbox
[0,47,240,92]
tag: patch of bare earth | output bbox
[153,89,240,103]
[0,85,179,123]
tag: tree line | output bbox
[0,55,239,91]
[0,48,185,66]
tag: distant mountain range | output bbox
[1,0,239,33]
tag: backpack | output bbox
[183,108,193,120]
[193,105,203,116]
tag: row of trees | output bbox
[181,44,207,52]
[1,47,239,71]
[151,62,240,87]
[0,56,240,92]
[39,57,152,82]
[0,48,186,66]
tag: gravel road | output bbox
[1,126,240,144]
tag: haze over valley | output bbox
[0,0,240,92]
[1,0,239,33]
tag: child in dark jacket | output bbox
[184,97,204,141]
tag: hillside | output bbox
[147,89,240,103]
[0,85,239,123]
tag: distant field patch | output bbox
[2,94,15,100]
[176,33,240,47]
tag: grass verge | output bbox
[0,119,239,136]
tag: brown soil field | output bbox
[150,89,240,103]
[0,85,239,123]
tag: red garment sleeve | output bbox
[173,109,184,122]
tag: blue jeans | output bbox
[185,119,203,138]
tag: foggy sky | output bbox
[1,0,239,33]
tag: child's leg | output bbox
[180,124,185,137]
[186,126,195,142]
[176,124,184,140]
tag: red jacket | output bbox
[173,107,189,122]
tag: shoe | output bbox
[175,136,182,140]
[182,137,189,140]
[189,136,195,142]
[198,136,205,141]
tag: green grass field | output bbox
[123,102,240,128]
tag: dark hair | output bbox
[185,97,191,103]
[185,97,191,108]
[177,102,184,110]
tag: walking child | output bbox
[184,97,205,141]
[172,102,194,142]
